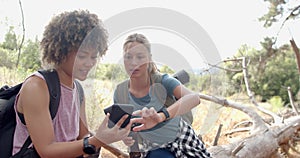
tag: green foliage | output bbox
[160,65,175,74]
[268,96,284,112]
[187,73,209,92]
[91,63,127,82]
[0,26,18,51]
[0,47,15,68]
[0,25,41,72]
[259,50,299,102]
[0,26,19,69]
[186,68,228,96]
[19,38,41,71]
[225,40,299,104]
[259,0,299,28]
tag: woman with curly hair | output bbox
[12,10,132,158]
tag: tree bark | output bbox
[16,0,25,68]
[290,38,300,75]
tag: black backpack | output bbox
[0,70,61,158]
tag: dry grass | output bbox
[0,68,28,86]
[1,68,283,157]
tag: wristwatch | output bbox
[158,107,170,121]
[83,137,96,155]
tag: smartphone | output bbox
[103,104,134,128]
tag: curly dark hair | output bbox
[40,9,108,67]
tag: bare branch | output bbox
[233,120,252,129]
[208,63,242,72]
[287,86,299,115]
[98,142,129,158]
[198,93,268,133]
[16,0,25,68]
[225,127,251,136]
[231,141,245,156]
[241,57,282,124]
[290,38,300,75]
[213,124,223,146]
[275,5,300,44]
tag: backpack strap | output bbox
[150,72,176,108]
[74,80,84,106]
[11,137,35,157]
[38,69,61,120]
[115,79,130,104]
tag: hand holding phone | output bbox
[104,104,134,128]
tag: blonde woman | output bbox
[114,33,211,158]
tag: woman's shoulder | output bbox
[21,75,48,99]
[151,72,174,82]
[22,72,46,89]
[17,73,49,112]
[161,73,180,84]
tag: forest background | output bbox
[1,0,300,157]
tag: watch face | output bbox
[84,146,96,155]
[83,137,96,155]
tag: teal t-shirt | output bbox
[114,74,181,145]
[130,74,180,105]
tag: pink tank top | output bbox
[12,72,80,154]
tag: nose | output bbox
[84,58,96,67]
[131,57,139,65]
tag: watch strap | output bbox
[158,107,170,121]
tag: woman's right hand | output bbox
[94,113,132,145]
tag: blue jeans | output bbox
[146,148,175,158]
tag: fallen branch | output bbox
[198,93,268,134]
[241,57,282,124]
[198,92,300,157]
[100,143,129,158]
[232,120,252,129]
[288,140,300,155]
[221,57,282,124]
[208,116,300,158]
[225,127,251,136]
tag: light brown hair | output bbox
[123,33,157,74]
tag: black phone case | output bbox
[104,104,134,128]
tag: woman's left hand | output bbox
[131,107,165,132]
